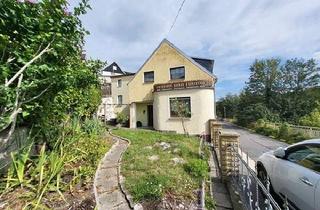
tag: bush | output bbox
[116,112,129,125]
[81,118,104,135]
[288,132,310,144]
[255,125,278,137]
[184,159,208,181]
[299,103,320,127]
[236,103,280,127]
[131,175,169,201]
[277,123,290,139]
[205,195,215,210]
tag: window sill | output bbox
[168,117,191,120]
[169,79,185,82]
[143,81,154,84]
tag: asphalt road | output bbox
[222,122,288,160]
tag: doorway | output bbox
[147,105,153,127]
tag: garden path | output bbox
[94,135,131,210]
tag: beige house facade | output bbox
[110,74,135,117]
[98,62,132,120]
[127,39,217,136]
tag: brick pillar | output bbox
[219,131,240,181]
[210,120,222,149]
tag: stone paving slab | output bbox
[94,135,131,210]
[209,148,233,209]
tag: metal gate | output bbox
[228,146,290,210]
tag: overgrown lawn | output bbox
[112,129,208,204]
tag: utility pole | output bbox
[223,106,226,121]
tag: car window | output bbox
[286,144,320,173]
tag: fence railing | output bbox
[269,122,320,138]
[228,146,289,210]
[209,120,290,210]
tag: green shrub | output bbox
[205,195,215,210]
[184,159,209,181]
[288,132,310,143]
[256,119,266,127]
[116,112,129,125]
[277,123,290,139]
[299,102,320,127]
[255,126,278,137]
[131,175,169,201]
[81,118,104,135]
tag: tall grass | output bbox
[0,117,110,209]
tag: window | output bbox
[286,144,320,172]
[144,71,154,83]
[170,66,185,80]
[117,79,122,87]
[117,95,123,105]
[169,97,191,118]
[101,83,111,96]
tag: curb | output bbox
[93,136,120,210]
[109,129,143,210]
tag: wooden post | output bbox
[219,131,240,182]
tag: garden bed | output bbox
[112,128,212,209]
[0,119,112,210]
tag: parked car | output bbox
[257,139,320,210]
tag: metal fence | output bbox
[228,146,290,210]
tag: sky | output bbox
[69,0,320,99]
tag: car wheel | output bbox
[257,165,269,188]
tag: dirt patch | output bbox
[141,193,198,210]
[0,184,96,210]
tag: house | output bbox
[110,73,135,118]
[97,62,134,120]
[127,39,217,136]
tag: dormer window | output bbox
[170,66,185,80]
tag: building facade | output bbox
[127,39,217,135]
[110,74,135,117]
[98,62,133,120]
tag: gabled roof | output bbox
[129,39,217,84]
[102,62,126,75]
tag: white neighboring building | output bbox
[98,62,132,121]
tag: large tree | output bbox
[279,58,320,122]
[234,58,320,126]
[216,94,240,119]
[245,58,281,110]
[0,0,101,145]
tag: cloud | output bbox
[69,0,320,98]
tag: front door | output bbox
[147,105,153,127]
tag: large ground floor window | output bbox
[169,97,191,118]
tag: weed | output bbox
[184,159,209,181]
[131,174,169,201]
